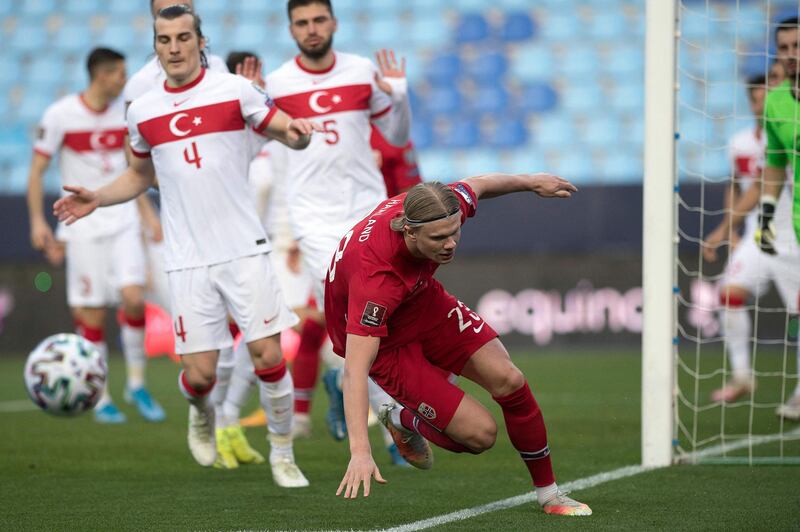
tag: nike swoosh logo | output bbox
[472,322,485,334]
[173,98,190,107]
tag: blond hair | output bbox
[390,182,461,232]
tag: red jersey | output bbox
[324,182,478,356]
[370,125,422,197]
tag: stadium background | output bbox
[0,0,796,350]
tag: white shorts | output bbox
[65,226,146,308]
[297,231,344,304]
[270,247,314,310]
[144,239,172,313]
[723,238,800,313]
[167,253,299,355]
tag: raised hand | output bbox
[336,453,387,499]
[374,49,406,96]
[236,55,265,89]
[528,173,578,198]
[53,185,100,226]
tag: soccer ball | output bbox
[24,333,107,416]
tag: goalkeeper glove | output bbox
[754,195,777,255]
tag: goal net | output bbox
[671,0,800,464]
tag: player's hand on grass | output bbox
[527,173,578,198]
[30,216,56,252]
[374,49,406,96]
[336,453,386,499]
[53,185,100,225]
[236,55,265,90]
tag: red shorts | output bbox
[368,284,498,432]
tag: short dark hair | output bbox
[287,0,333,21]
[226,51,258,74]
[775,16,799,44]
[86,47,125,80]
[746,74,767,99]
[154,4,208,68]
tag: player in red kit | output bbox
[325,173,592,516]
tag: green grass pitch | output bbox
[1,350,797,531]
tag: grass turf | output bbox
[0,350,797,531]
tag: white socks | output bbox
[536,482,559,505]
[94,341,112,408]
[120,323,146,390]
[720,307,751,379]
[368,378,395,446]
[259,371,294,436]
[210,346,235,428]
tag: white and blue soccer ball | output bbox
[24,333,107,416]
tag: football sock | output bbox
[368,379,396,446]
[178,370,214,408]
[77,320,111,407]
[292,319,326,414]
[256,359,294,436]
[399,407,472,453]
[222,340,256,421]
[535,483,559,506]
[719,304,751,379]
[210,347,235,428]
[118,310,146,390]
[493,382,556,488]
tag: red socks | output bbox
[493,382,556,487]
[291,319,327,414]
[255,359,287,383]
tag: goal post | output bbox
[641,0,678,468]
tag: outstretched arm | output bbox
[53,155,155,225]
[336,334,386,499]
[463,172,578,200]
[262,109,323,151]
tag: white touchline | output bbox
[0,399,38,413]
[375,464,653,532]
[677,426,800,463]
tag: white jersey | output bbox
[728,127,795,255]
[127,68,278,272]
[123,54,228,105]
[34,94,138,241]
[265,52,392,240]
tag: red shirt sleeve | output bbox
[345,269,407,338]
[449,181,478,223]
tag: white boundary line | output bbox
[0,399,38,413]
[677,426,800,463]
[373,464,652,532]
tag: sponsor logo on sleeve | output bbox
[360,301,387,327]
[454,183,473,206]
[36,127,45,140]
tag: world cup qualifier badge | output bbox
[251,82,275,108]
[360,301,387,327]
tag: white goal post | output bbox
[642,0,678,468]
